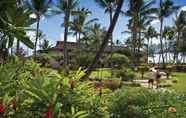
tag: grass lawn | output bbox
[90,68,186,92]
[170,72,186,93]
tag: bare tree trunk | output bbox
[159,17,165,68]
[175,31,180,64]
[81,0,124,79]
[34,15,40,60]
[63,11,70,73]
[16,40,20,55]
[165,38,168,63]
[147,37,149,64]
[137,29,141,65]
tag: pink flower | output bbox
[168,107,177,113]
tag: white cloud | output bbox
[151,19,160,25]
[181,6,186,11]
[60,33,76,42]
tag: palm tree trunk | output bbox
[175,31,180,64]
[147,37,149,64]
[137,29,141,65]
[16,40,20,56]
[34,15,40,60]
[109,7,113,57]
[78,31,81,53]
[132,25,138,66]
[109,7,114,75]
[159,17,165,68]
[81,0,124,79]
[63,11,70,73]
[165,38,168,63]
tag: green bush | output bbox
[0,60,108,118]
[138,64,149,79]
[114,68,136,81]
[109,53,129,69]
[171,76,178,83]
[108,87,186,118]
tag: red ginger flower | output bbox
[46,105,52,118]
[168,107,177,113]
[0,103,5,113]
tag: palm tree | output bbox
[156,0,179,67]
[162,26,173,63]
[81,0,124,79]
[56,0,79,73]
[70,8,98,52]
[27,0,52,59]
[0,1,34,60]
[125,0,156,65]
[172,12,185,63]
[94,0,116,56]
[80,23,105,51]
[39,39,52,51]
[145,26,157,63]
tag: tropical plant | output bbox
[26,0,52,59]
[155,0,179,67]
[172,11,185,63]
[82,0,124,79]
[0,60,109,117]
[125,0,157,66]
[70,8,98,54]
[39,39,52,51]
[94,0,117,57]
[108,87,186,118]
[55,0,79,73]
[0,1,34,60]
[162,26,173,63]
[144,26,157,63]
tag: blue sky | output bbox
[34,0,186,45]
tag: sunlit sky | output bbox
[31,0,186,45]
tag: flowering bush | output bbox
[1,59,186,118]
[0,60,109,118]
[107,87,186,118]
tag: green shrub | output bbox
[109,53,129,69]
[138,64,149,79]
[108,87,186,118]
[171,77,178,83]
[114,68,136,81]
[0,60,109,118]
[102,79,122,90]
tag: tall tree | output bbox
[27,0,52,59]
[94,0,116,56]
[162,26,172,63]
[156,0,179,67]
[82,0,124,79]
[56,0,79,73]
[70,8,98,52]
[125,0,156,66]
[172,11,185,63]
[144,26,157,63]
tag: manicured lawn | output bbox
[170,72,186,92]
[90,68,186,92]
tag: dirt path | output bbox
[133,79,168,92]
